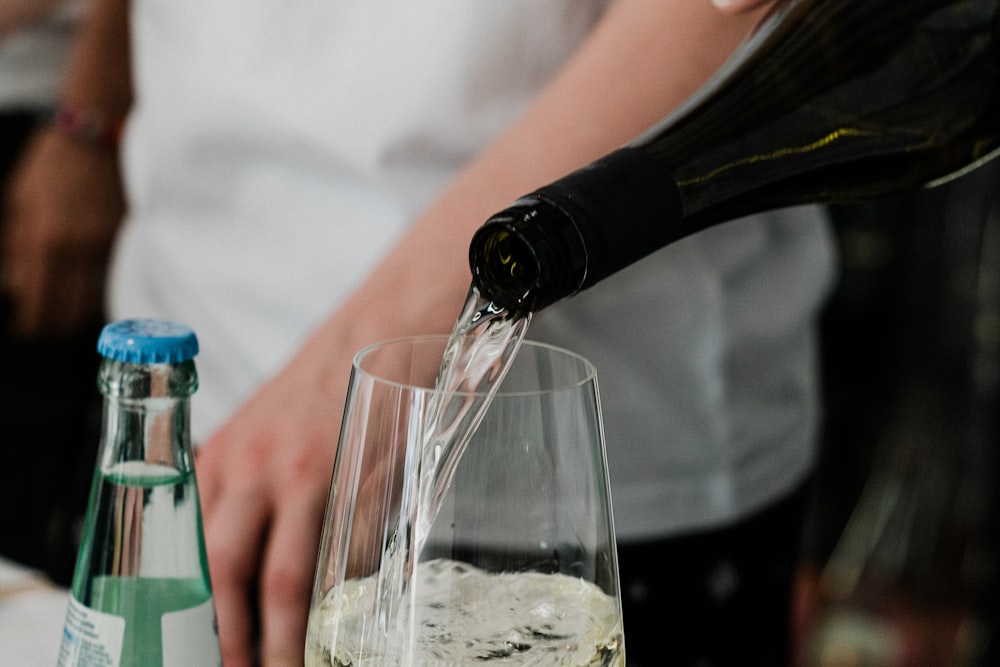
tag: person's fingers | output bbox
[258,485,327,666]
[205,486,270,667]
[194,441,223,511]
[199,410,281,510]
[6,222,52,336]
[19,253,93,337]
[712,0,775,14]
[1,130,121,337]
[1,195,33,328]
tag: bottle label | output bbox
[161,596,222,667]
[57,593,221,667]
[57,595,126,667]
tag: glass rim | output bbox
[351,333,598,396]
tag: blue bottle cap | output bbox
[97,319,200,364]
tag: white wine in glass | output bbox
[305,334,624,666]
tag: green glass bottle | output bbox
[469,0,1000,314]
[57,319,221,667]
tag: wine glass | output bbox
[305,334,624,666]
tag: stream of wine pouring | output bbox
[373,284,531,636]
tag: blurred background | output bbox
[796,158,1000,666]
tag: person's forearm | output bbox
[58,0,132,123]
[322,0,770,352]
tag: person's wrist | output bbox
[48,103,124,150]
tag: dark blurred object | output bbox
[0,111,102,585]
[798,156,999,664]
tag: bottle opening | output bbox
[469,226,540,312]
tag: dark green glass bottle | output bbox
[469,0,1000,313]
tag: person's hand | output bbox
[1,127,123,337]
[196,329,353,667]
[712,0,776,14]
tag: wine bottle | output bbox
[468,0,1000,313]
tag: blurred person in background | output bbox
[0,0,106,583]
[4,0,835,665]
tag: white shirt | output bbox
[111,0,835,541]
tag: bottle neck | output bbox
[97,359,197,472]
[469,147,683,312]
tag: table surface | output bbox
[0,556,69,665]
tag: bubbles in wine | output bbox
[306,558,624,667]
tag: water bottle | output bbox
[57,319,221,667]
